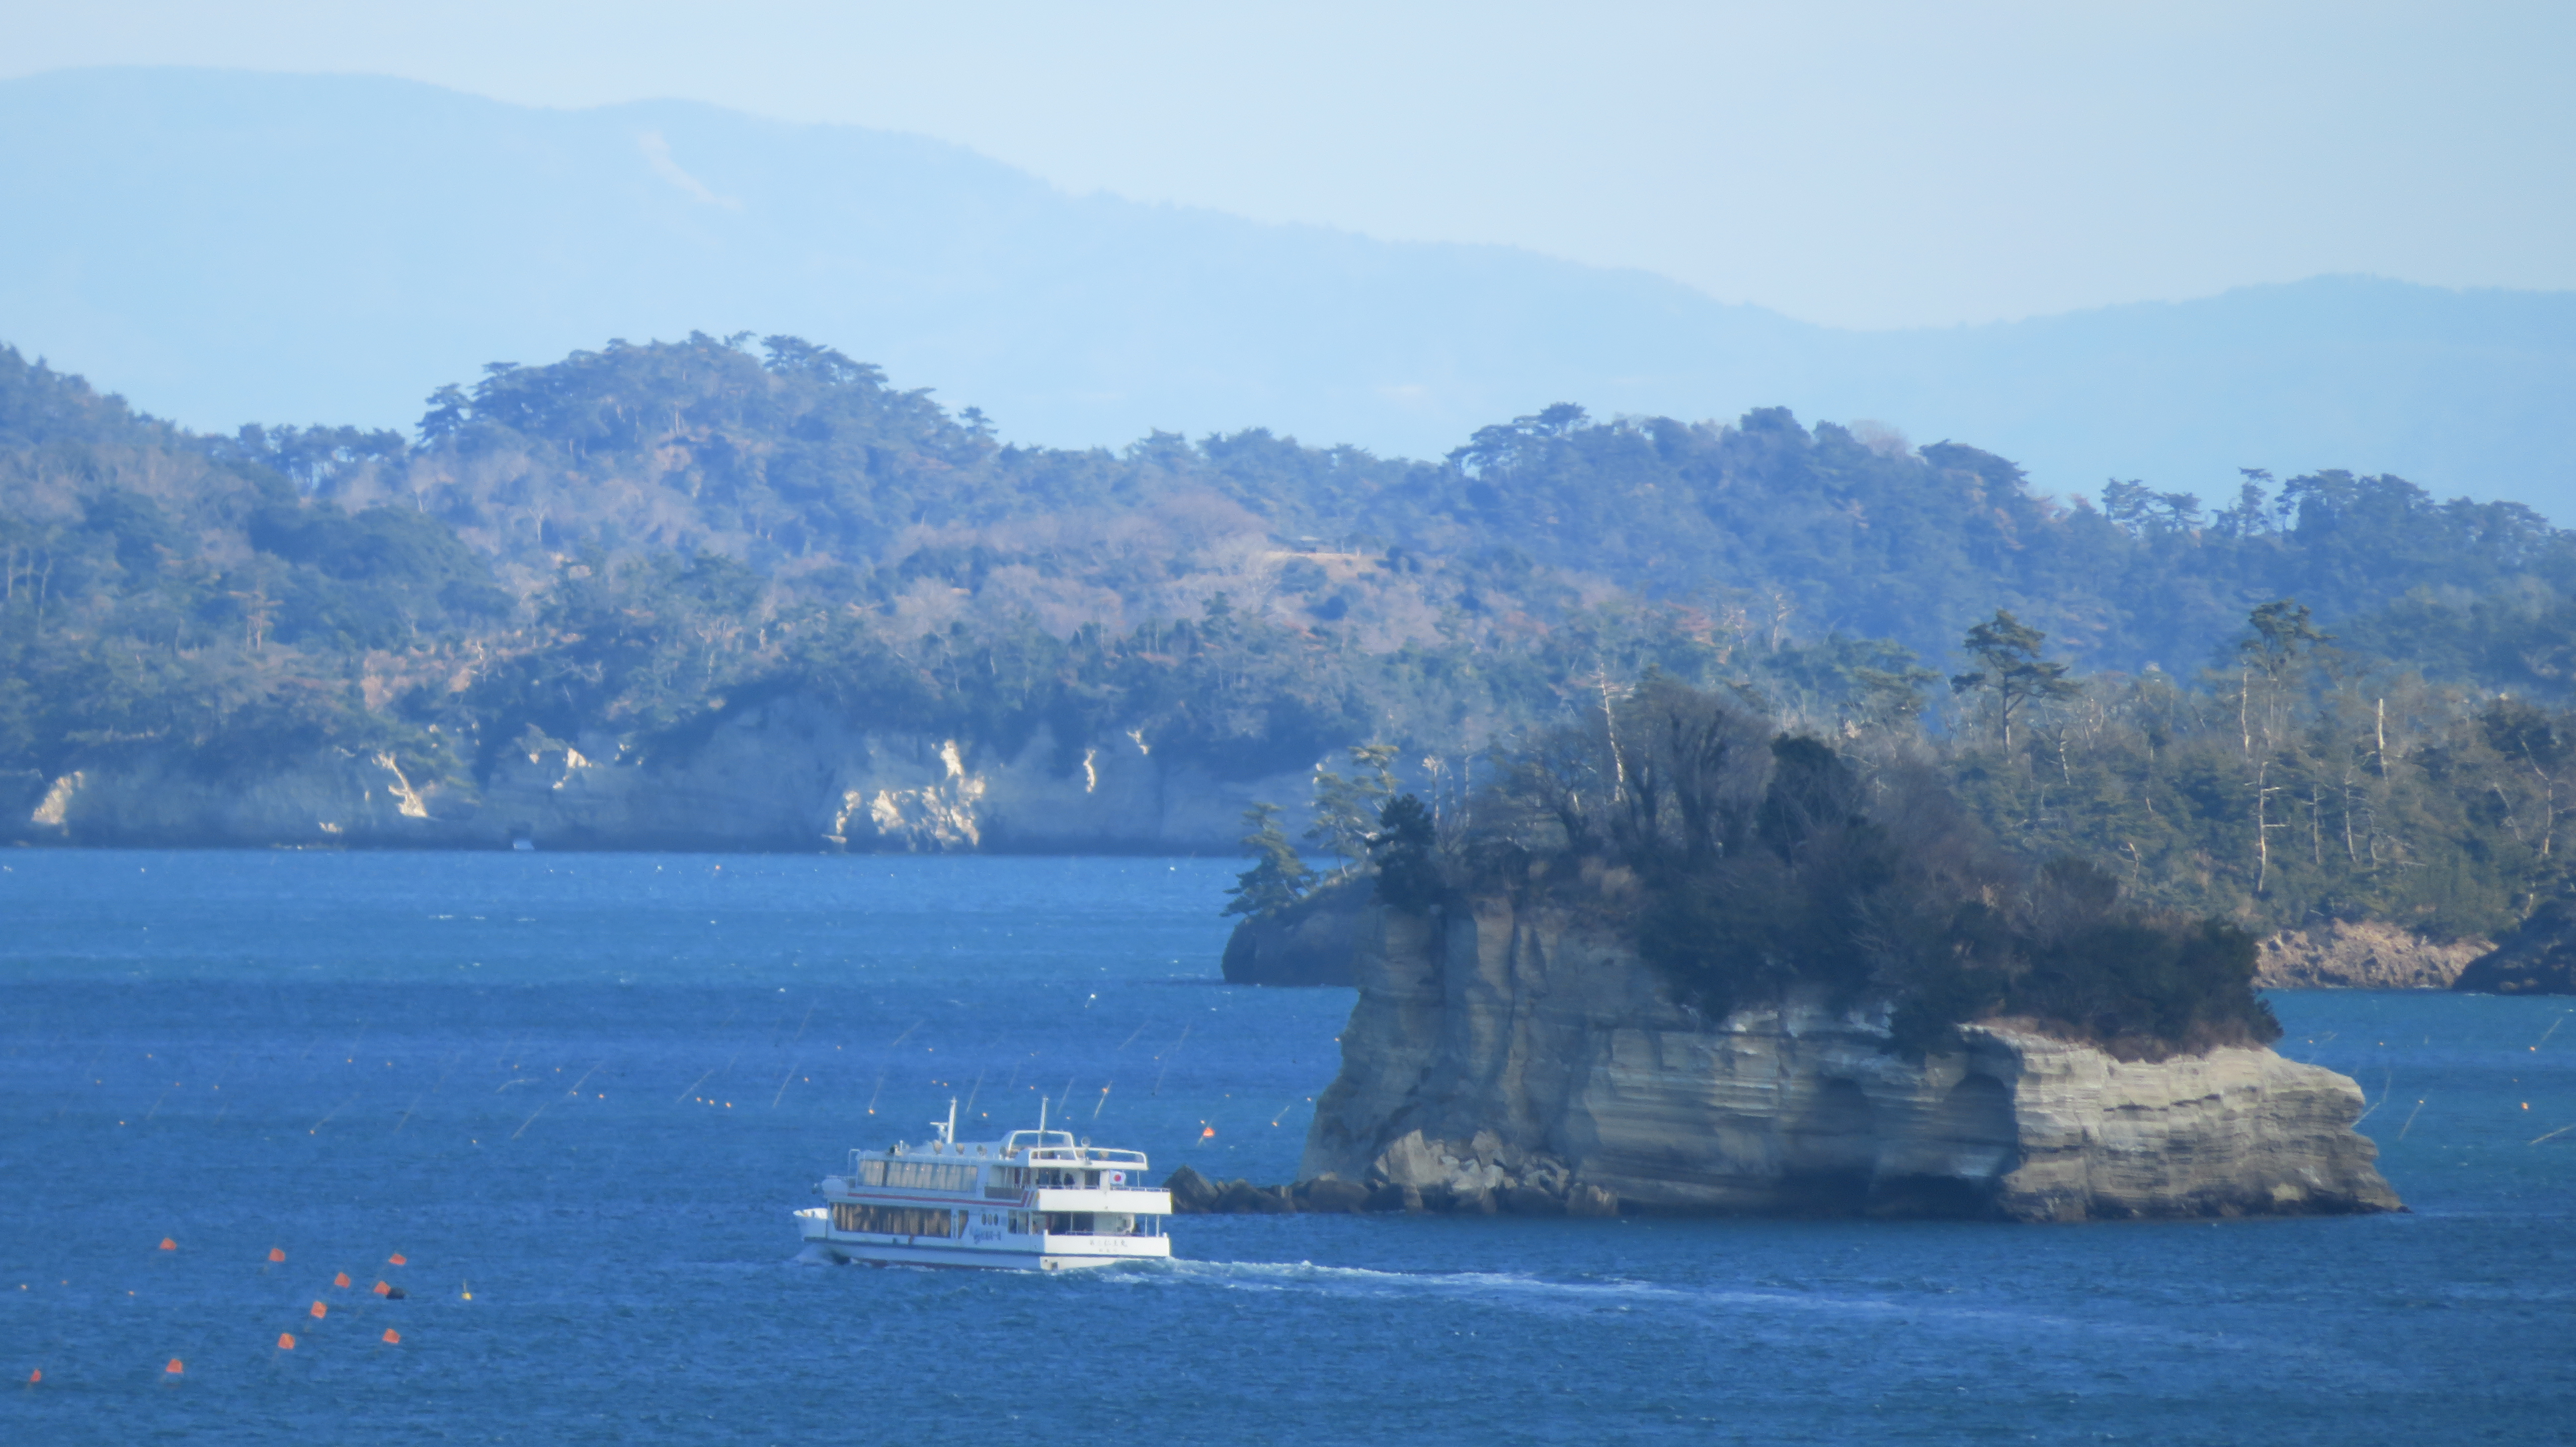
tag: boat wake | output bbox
[1122,1255,1783,1314]
[1113,1256,2313,1361]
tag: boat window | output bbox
[831,1202,958,1237]
[1034,1211,1151,1237]
[883,1162,973,1191]
[854,1160,886,1187]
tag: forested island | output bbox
[5,331,2574,962]
[1178,680,2407,1221]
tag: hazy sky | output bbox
[14,1,2572,329]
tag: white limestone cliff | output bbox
[1300,892,2402,1220]
[6,697,1316,853]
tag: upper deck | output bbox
[827,1127,1169,1215]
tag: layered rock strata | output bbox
[1293,893,2402,1221]
[5,700,1316,853]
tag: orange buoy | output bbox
[164,1359,184,1374]
[372,1280,391,1296]
[308,1300,327,1319]
[267,1248,286,1263]
[381,1328,401,1345]
[27,1368,40,1383]
[388,1253,407,1266]
[1200,1125,1215,1138]
[277,1333,295,1351]
[159,1238,176,1252]
[333,1272,351,1288]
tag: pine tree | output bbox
[1222,803,1313,918]
[1307,743,1399,879]
[1950,609,2081,748]
[1368,794,1443,911]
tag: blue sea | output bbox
[2,851,2571,1445]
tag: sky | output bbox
[12,0,2573,330]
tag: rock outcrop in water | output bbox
[4,703,1313,853]
[1293,895,2403,1221]
[1221,883,1366,985]
[2452,899,2576,995]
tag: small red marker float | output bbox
[158,1238,176,1252]
[277,1333,295,1351]
[164,1359,184,1374]
[333,1272,351,1288]
[308,1300,327,1320]
[381,1328,401,1345]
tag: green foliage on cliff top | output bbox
[1448,675,2281,1059]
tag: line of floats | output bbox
[17,1241,435,1384]
[21,1099,1176,1386]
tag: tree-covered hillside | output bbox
[213,330,2576,686]
[7,330,2575,937]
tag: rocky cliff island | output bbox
[1283,894,2398,1220]
[1213,678,2403,1222]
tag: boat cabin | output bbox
[799,1106,1174,1269]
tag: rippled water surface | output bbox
[2,851,2572,1444]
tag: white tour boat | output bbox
[796,1101,1173,1271]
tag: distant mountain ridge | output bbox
[3,66,2574,517]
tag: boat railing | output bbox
[1018,1147,1148,1165]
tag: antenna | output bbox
[933,1098,957,1145]
[1038,1095,1048,1136]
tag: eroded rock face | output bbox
[1298,895,2402,1221]
[2255,920,2488,990]
[5,700,1317,853]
